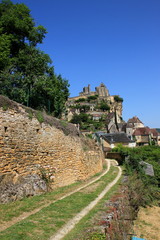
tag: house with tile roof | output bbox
[94,132,136,150]
[133,127,151,146]
[133,127,160,146]
[126,116,144,140]
[150,128,160,145]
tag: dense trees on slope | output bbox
[0,0,69,117]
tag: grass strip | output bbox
[0,181,82,223]
[63,180,121,240]
[0,166,118,240]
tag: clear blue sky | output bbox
[12,0,160,128]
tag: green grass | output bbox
[0,181,83,223]
[36,111,44,123]
[63,180,121,240]
[0,166,119,240]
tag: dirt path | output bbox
[0,159,111,232]
[49,160,122,240]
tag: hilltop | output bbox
[65,83,123,132]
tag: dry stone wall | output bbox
[0,102,104,202]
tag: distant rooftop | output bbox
[101,132,134,143]
[127,116,143,124]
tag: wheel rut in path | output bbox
[49,160,122,240]
[0,159,111,232]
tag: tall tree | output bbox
[0,0,69,117]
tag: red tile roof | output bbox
[150,128,159,137]
[133,127,151,136]
[127,116,143,124]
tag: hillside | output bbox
[66,83,123,132]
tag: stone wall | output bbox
[0,100,104,202]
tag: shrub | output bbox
[114,95,123,102]
[75,98,86,103]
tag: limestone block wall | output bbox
[0,105,104,193]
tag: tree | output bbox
[0,0,69,117]
[114,95,123,102]
[75,98,86,103]
[99,102,110,111]
[70,113,90,124]
[70,114,82,124]
[87,95,98,102]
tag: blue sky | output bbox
[12,0,160,128]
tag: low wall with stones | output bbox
[0,99,104,202]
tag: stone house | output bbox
[133,127,160,146]
[133,127,151,145]
[94,132,136,150]
[126,116,144,140]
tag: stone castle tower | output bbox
[79,83,109,97]
[95,83,109,97]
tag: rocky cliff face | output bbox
[0,96,104,203]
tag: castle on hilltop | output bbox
[66,83,123,123]
[79,83,109,98]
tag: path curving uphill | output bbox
[50,160,122,240]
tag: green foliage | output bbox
[2,104,8,111]
[0,0,69,117]
[70,113,90,125]
[85,133,93,139]
[87,95,98,102]
[73,104,90,113]
[60,120,68,128]
[75,98,86,103]
[36,111,44,123]
[92,121,104,130]
[99,101,110,111]
[25,108,33,120]
[87,233,106,239]
[112,145,160,204]
[70,114,82,124]
[114,95,123,102]
[79,105,90,112]
[79,113,90,122]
